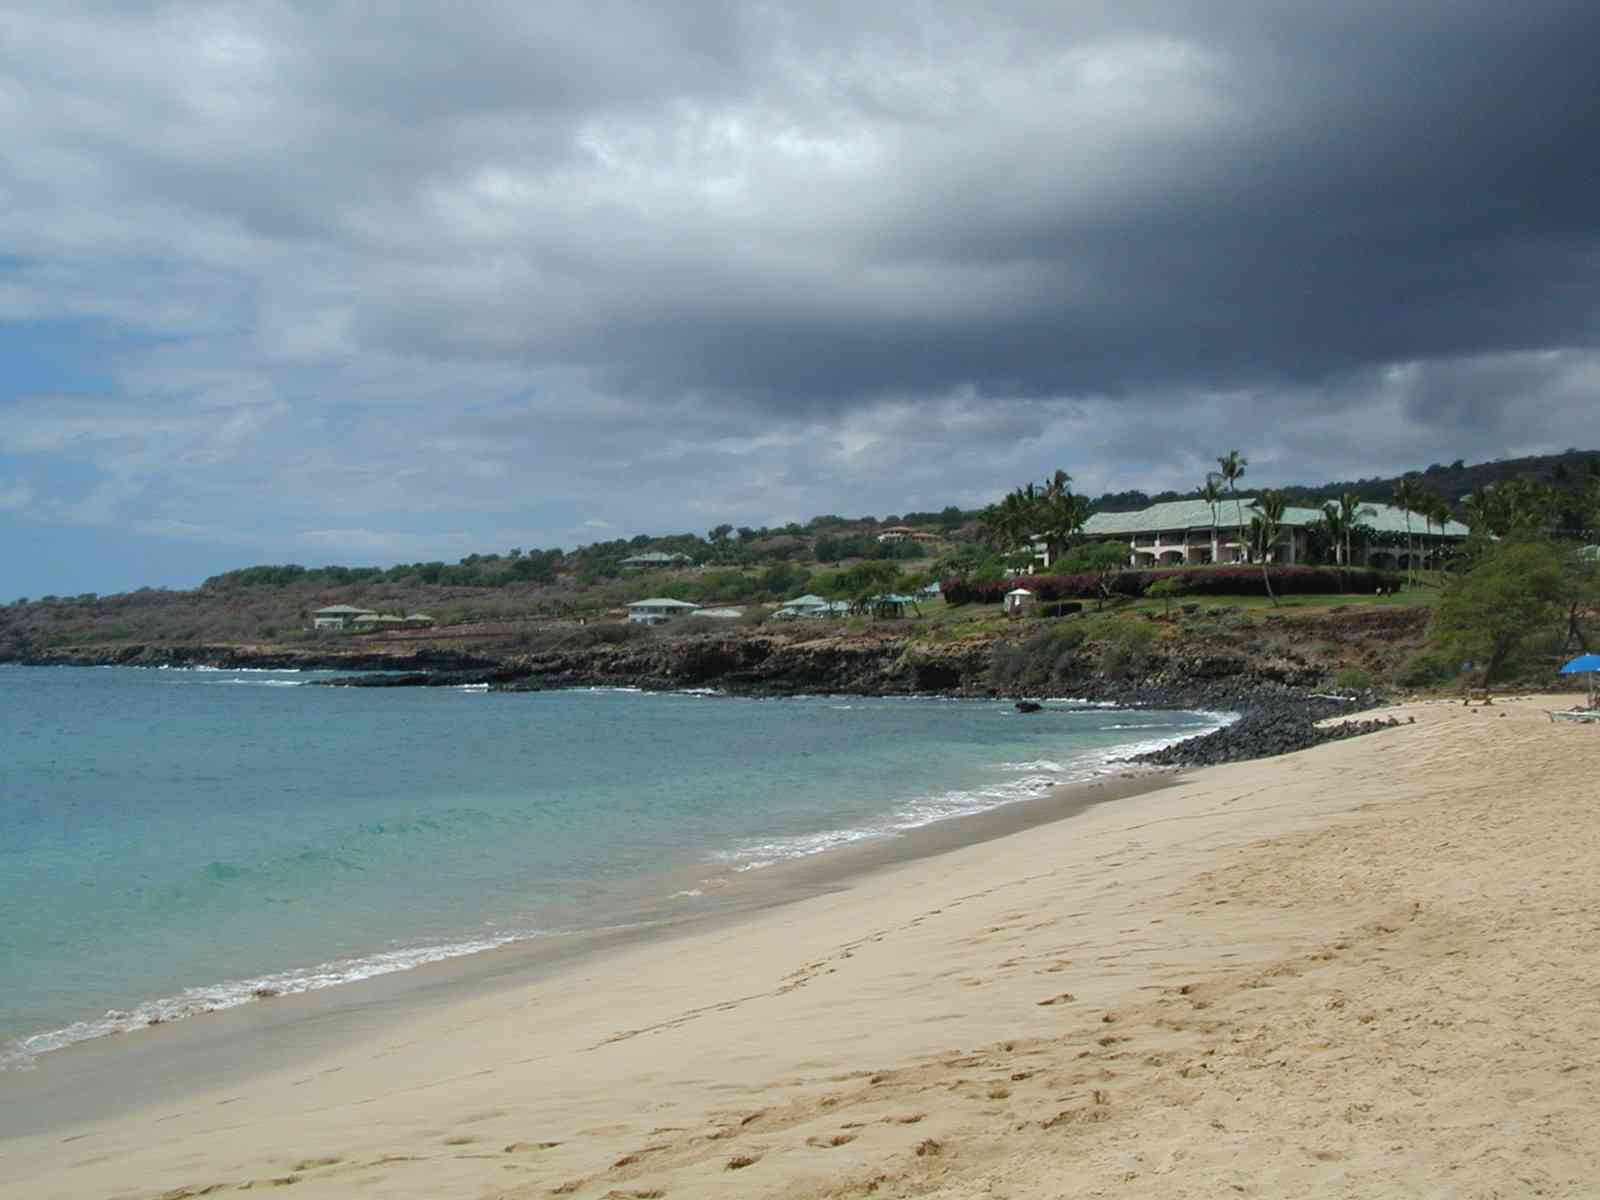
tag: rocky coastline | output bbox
[1128,706,1404,768]
[5,622,1406,767]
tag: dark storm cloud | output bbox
[3,1,1599,589]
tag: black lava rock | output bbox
[1130,707,1402,768]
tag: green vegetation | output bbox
[1331,666,1372,691]
[1431,539,1596,686]
[977,468,1089,570]
[1146,575,1190,618]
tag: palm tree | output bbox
[1426,493,1455,574]
[1463,486,1501,539]
[1036,470,1088,567]
[1319,501,1349,568]
[978,502,1010,551]
[1216,450,1248,562]
[1409,487,1442,574]
[1392,477,1423,589]
[1200,474,1225,565]
[1256,489,1288,606]
[998,491,1033,563]
[1338,492,1366,569]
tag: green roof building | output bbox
[1045,497,1468,571]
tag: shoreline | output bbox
[1,673,1231,1081]
[0,765,1179,1140]
[7,694,1597,1197]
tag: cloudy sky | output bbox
[3,2,1598,596]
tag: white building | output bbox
[626,597,702,625]
[775,593,831,618]
[1003,587,1036,615]
[773,593,851,620]
[312,604,376,630]
[1038,498,1470,570]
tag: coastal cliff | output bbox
[2,606,1430,715]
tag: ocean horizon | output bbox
[0,664,1226,1069]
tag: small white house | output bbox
[626,597,702,625]
[312,604,377,631]
[775,593,831,619]
[1004,587,1036,615]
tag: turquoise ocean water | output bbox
[0,664,1224,1068]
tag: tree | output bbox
[1337,492,1370,568]
[1464,480,1560,541]
[1425,493,1455,572]
[1392,476,1424,588]
[1561,549,1599,654]
[978,469,1086,569]
[822,560,904,613]
[1216,450,1248,562]
[759,561,812,597]
[1147,576,1190,619]
[1047,540,1125,611]
[1200,474,1225,564]
[1318,501,1349,571]
[1255,489,1288,606]
[1435,540,1571,685]
[1035,470,1090,566]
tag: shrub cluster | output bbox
[942,566,1402,606]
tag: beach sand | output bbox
[5,693,1599,1199]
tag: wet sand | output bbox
[5,694,1599,1198]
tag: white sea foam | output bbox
[453,683,490,691]
[0,931,553,1071]
[209,678,303,687]
[714,709,1235,872]
[166,666,306,675]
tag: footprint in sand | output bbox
[806,1133,858,1149]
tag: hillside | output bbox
[1089,448,1600,513]
[3,448,1595,660]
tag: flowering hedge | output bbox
[940,566,1402,606]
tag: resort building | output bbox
[312,604,377,630]
[1038,498,1470,570]
[626,597,702,625]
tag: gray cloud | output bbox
[1,2,1598,589]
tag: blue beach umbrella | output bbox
[1559,653,1600,706]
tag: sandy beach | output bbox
[5,693,1599,1199]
